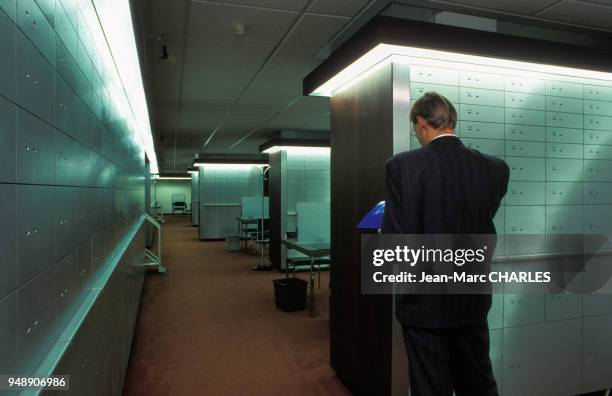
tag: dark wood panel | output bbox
[330,63,395,396]
[269,152,282,270]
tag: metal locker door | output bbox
[410,82,459,103]
[77,186,92,244]
[584,144,612,160]
[460,87,505,107]
[505,76,545,95]
[54,0,77,58]
[547,158,583,182]
[504,141,545,158]
[584,99,612,117]
[55,249,79,331]
[505,108,545,126]
[16,107,56,185]
[74,99,89,145]
[458,121,502,139]
[77,240,92,291]
[15,266,57,375]
[505,92,545,110]
[76,142,91,187]
[582,315,612,393]
[585,114,612,131]
[547,127,583,144]
[0,96,16,183]
[16,30,54,124]
[0,7,16,101]
[461,70,504,90]
[506,157,545,181]
[461,104,505,124]
[502,320,581,396]
[546,205,583,234]
[584,182,612,204]
[0,184,17,300]
[16,0,54,62]
[546,96,583,114]
[54,72,76,138]
[547,143,583,159]
[505,182,545,206]
[505,124,545,142]
[547,112,583,129]
[55,130,77,186]
[584,205,612,234]
[410,65,459,85]
[0,293,17,376]
[547,182,583,205]
[546,80,583,99]
[585,85,612,101]
[503,290,545,328]
[504,206,545,234]
[462,138,504,157]
[16,184,54,284]
[546,293,581,322]
[584,159,612,182]
[585,129,612,145]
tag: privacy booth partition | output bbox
[194,154,269,240]
[260,136,331,270]
[304,15,612,396]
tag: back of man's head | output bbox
[410,92,457,131]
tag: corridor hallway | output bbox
[123,216,349,395]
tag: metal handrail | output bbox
[144,213,167,273]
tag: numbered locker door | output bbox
[582,315,612,393]
[502,320,581,396]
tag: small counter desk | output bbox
[281,239,330,316]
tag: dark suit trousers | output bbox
[401,321,499,396]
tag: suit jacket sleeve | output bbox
[382,160,402,234]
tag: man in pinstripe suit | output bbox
[382,92,509,396]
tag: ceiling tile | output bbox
[188,2,297,45]
[146,0,188,36]
[264,96,330,129]
[415,0,560,15]
[284,14,349,48]
[178,103,230,131]
[309,0,371,17]
[185,39,272,68]
[537,0,612,29]
[248,47,322,99]
[301,112,330,130]
[180,64,251,102]
[207,0,309,12]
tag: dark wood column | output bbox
[269,151,283,270]
[330,63,395,395]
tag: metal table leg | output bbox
[309,256,315,317]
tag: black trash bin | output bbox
[273,278,307,312]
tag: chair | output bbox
[171,193,187,215]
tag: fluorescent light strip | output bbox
[84,0,159,173]
[262,146,331,154]
[188,170,198,174]
[196,163,268,170]
[312,44,612,97]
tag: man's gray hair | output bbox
[410,92,457,130]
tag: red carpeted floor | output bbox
[123,216,350,396]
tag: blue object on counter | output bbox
[357,201,385,229]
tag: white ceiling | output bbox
[134,0,612,172]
